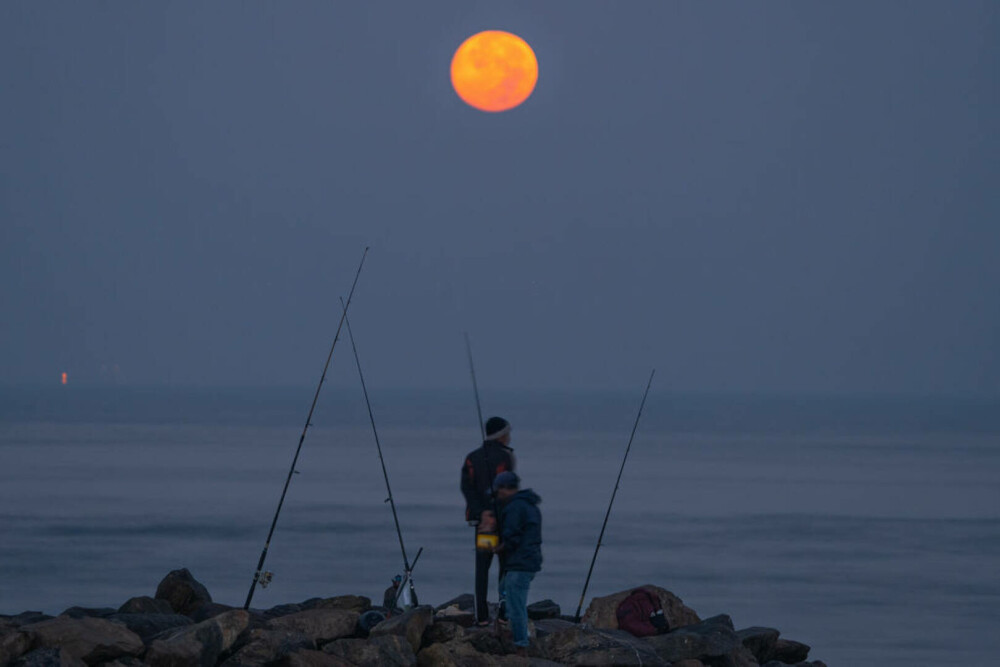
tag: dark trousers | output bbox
[475,548,505,623]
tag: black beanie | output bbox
[485,416,511,440]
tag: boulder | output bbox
[434,594,474,613]
[526,600,561,620]
[531,618,575,640]
[274,649,354,666]
[422,620,464,647]
[434,605,475,628]
[581,585,701,631]
[22,616,144,664]
[3,613,54,627]
[267,609,359,646]
[144,609,249,667]
[220,627,316,666]
[369,605,434,654]
[644,614,739,664]
[727,644,760,667]
[771,638,810,663]
[539,624,666,666]
[105,613,193,643]
[58,608,116,620]
[323,635,416,666]
[154,569,213,617]
[415,640,501,667]
[2,624,32,664]
[190,602,238,623]
[736,626,780,663]
[263,604,304,620]
[117,596,174,615]
[305,595,371,614]
[11,647,87,667]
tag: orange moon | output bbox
[450,30,538,112]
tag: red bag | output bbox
[616,587,669,637]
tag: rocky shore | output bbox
[1,569,826,666]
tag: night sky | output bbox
[2,1,997,394]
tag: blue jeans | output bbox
[501,570,535,647]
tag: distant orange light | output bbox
[61,372,68,385]
[451,30,538,112]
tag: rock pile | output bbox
[0,569,826,666]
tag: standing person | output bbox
[493,471,542,656]
[461,416,516,626]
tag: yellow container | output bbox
[476,531,499,551]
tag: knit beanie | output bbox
[485,416,511,440]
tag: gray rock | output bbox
[2,613,54,627]
[263,604,304,620]
[106,613,193,642]
[434,594,474,613]
[144,609,249,667]
[22,616,144,664]
[11,647,87,667]
[2,624,32,665]
[581,585,701,631]
[531,618,575,639]
[154,568,213,617]
[58,607,116,620]
[267,609,359,646]
[189,602,237,623]
[220,627,316,666]
[323,634,416,666]
[305,595,371,614]
[736,626,779,663]
[274,649,355,666]
[433,605,475,628]
[526,600,560,620]
[540,624,666,666]
[644,614,739,663]
[771,638,810,663]
[369,605,434,654]
[117,596,174,615]
[422,619,464,646]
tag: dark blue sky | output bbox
[2,1,997,394]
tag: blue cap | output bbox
[493,471,520,492]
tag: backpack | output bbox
[616,587,669,637]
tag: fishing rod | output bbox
[573,369,656,623]
[243,247,369,610]
[341,298,420,608]
[464,332,486,440]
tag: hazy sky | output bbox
[2,1,997,395]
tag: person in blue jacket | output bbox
[492,471,542,654]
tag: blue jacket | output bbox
[499,489,542,573]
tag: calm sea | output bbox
[1,386,998,665]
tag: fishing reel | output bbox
[259,571,274,589]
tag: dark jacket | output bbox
[499,489,542,573]
[461,440,515,522]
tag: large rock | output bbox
[422,620,464,647]
[154,569,213,617]
[736,626,780,663]
[771,638,810,663]
[323,634,416,666]
[369,605,434,654]
[532,618,575,640]
[539,624,666,666]
[434,605,475,628]
[3,613,54,627]
[106,613,193,643]
[526,600,561,620]
[304,595,371,614]
[267,609,359,646]
[581,585,701,631]
[274,649,354,666]
[11,647,87,667]
[117,597,174,615]
[434,594,474,613]
[144,609,249,667]
[220,627,316,666]
[415,639,523,667]
[58,608,116,620]
[2,624,32,664]
[22,616,144,664]
[644,614,739,664]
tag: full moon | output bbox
[450,30,538,113]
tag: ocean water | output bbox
[1,386,998,665]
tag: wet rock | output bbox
[323,634,416,666]
[22,616,144,664]
[266,609,359,646]
[220,627,316,666]
[526,600,560,620]
[736,626,780,663]
[154,568,213,617]
[581,585,701,631]
[644,614,739,664]
[11,647,86,667]
[540,624,666,666]
[117,596,174,615]
[771,638,810,663]
[434,594,474,613]
[58,607,116,620]
[369,605,434,654]
[105,613,193,642]
[144,609,249,667]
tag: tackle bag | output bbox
[616,587,669,637]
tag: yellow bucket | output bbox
[476,531,498,551]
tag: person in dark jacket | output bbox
[493,470,542,653]
[460,416,516,625]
